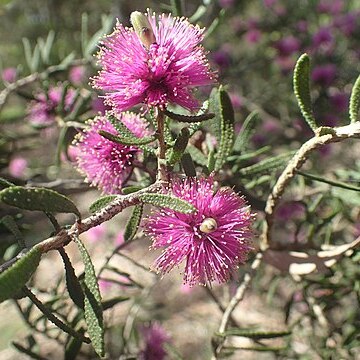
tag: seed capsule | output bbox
[199,218,217,234]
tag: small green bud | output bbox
[130,11,156,49]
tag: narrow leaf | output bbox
[181,152,197,177]
[0,177,15,189]
[1,215,24,247]
[0,186,80,217]
[164,109,214,123]
[102,296,130,311]
[122,186,143,195]
[239,152,295,177]
[89,195,118,213]
[99,129,155,146]
[293,53,317,131]
[297,170,360,192]
[139,193,196,214]
[59,248,85,309]
[168,128,190,166]
[233,111,260,152]
[220,328,291,339]
[124,204,143,242]
[349,74,360,123]
[213,86,235,171]
[207,150,216,173]
[74,237,104,357]
[187,145,207,167]
[0,246,42,303]
[65,330,84,360]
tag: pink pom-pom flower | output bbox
[144,177,253,286]
[74,112,151,194]
[92,10,215,113]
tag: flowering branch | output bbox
[261,122,360,249]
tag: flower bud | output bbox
[199,218,218,234]
[130,11,156,49]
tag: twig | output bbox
[213,252,263,358]
[261,122,360,249]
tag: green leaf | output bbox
[219,328,291,339]
[0,186,80,217]
[124,204,143,242]
[99,130,155,146]
[297,171,360,192]
[187,145,207,167]
[1,215,24,247]
[0,177,15,189]
[293,53,317,132]
[349,74,360,123]
[170,0,183,16]
[181,152,197,177]
[212,86,235,171]
[239,152,295,177]
[65,330,84,360]
[59,248,85,309]
[168,127,190,166]
[102,296,130,311]
[207,150,216,173]
[233,111,260,152]
[89,195,118,213]
[74,237,104,357]
[122,186,143,195]
[164,109,214,123]
[139,193,196,214]
[0,246,42,303]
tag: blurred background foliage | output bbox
[0,0,360,359]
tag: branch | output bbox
[261,122,360,249]
[0,182,163,273]
[213,252,263,358]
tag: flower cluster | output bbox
[92,10,215,112]
[144,177,253,286]
[26,85,76,127]
[74,112,150,194]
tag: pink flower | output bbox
[85,223,106,242]
[311,64,336,87]
[2,67,17,83]
[144,177,253,286]
[74,112,149,194]
[92,96,111,115]
[140,323,170,360]
[274,36,301,57]
[245,29,262,44]
[69,65,86,85]
[26,85,76,127]
[92,11,215,112]
[8,157,27,178]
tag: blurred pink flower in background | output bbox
[311,64,336,87]
[26,85,76,127]
[91,96,111,115]
[245,28,262,44]
[229,92,242,110]
[8,157,27,178]
[329,91,349,113]
[85,223,107,243]
[317,0,344,15]
[275,201,305,222]
[218,0,234,8]
[275,36,301,57]
[140,322,171,360]
[69,65,86,85]
[2,67,17,83]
